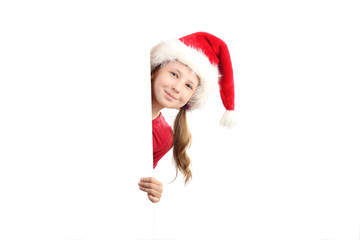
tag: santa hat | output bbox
[151,32,237,128]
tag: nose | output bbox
[171,82,181,93]
[172,86,179,93]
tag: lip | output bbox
[165,91,177,100]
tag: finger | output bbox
[139,178,163,192]
[140,177,163,187]
[148,193,160,203]
[139,186,161,198]
[138,181,163,193]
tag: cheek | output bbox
[182,91,194,102]
[153,79,164,91]
[156,77,168,89]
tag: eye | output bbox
[170,72,178,78]
[186,84,193,90]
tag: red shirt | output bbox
[152,112,173,168]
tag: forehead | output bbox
[165,61,190,70]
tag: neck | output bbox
[152,110,160,120]
[152,104,163,120]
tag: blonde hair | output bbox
[172,107,192,185]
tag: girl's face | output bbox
[151,61,199,111]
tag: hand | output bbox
[138,177,163,203]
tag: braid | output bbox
[172,107,192,184]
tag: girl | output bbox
[139,32,236,203]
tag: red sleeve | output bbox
[152,113,173,168]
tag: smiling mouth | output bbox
[165,91,177,100]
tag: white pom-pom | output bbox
[219,110,237,128]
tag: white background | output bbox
[150,0,360,240]
[0,1,359,240]
[0,1,153,240]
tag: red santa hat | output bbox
[151,32,237,128]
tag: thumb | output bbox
[148,193,159,203]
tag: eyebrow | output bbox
[174,69,182,76]
[187,79,195,85]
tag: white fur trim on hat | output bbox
[151,40,220,111]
